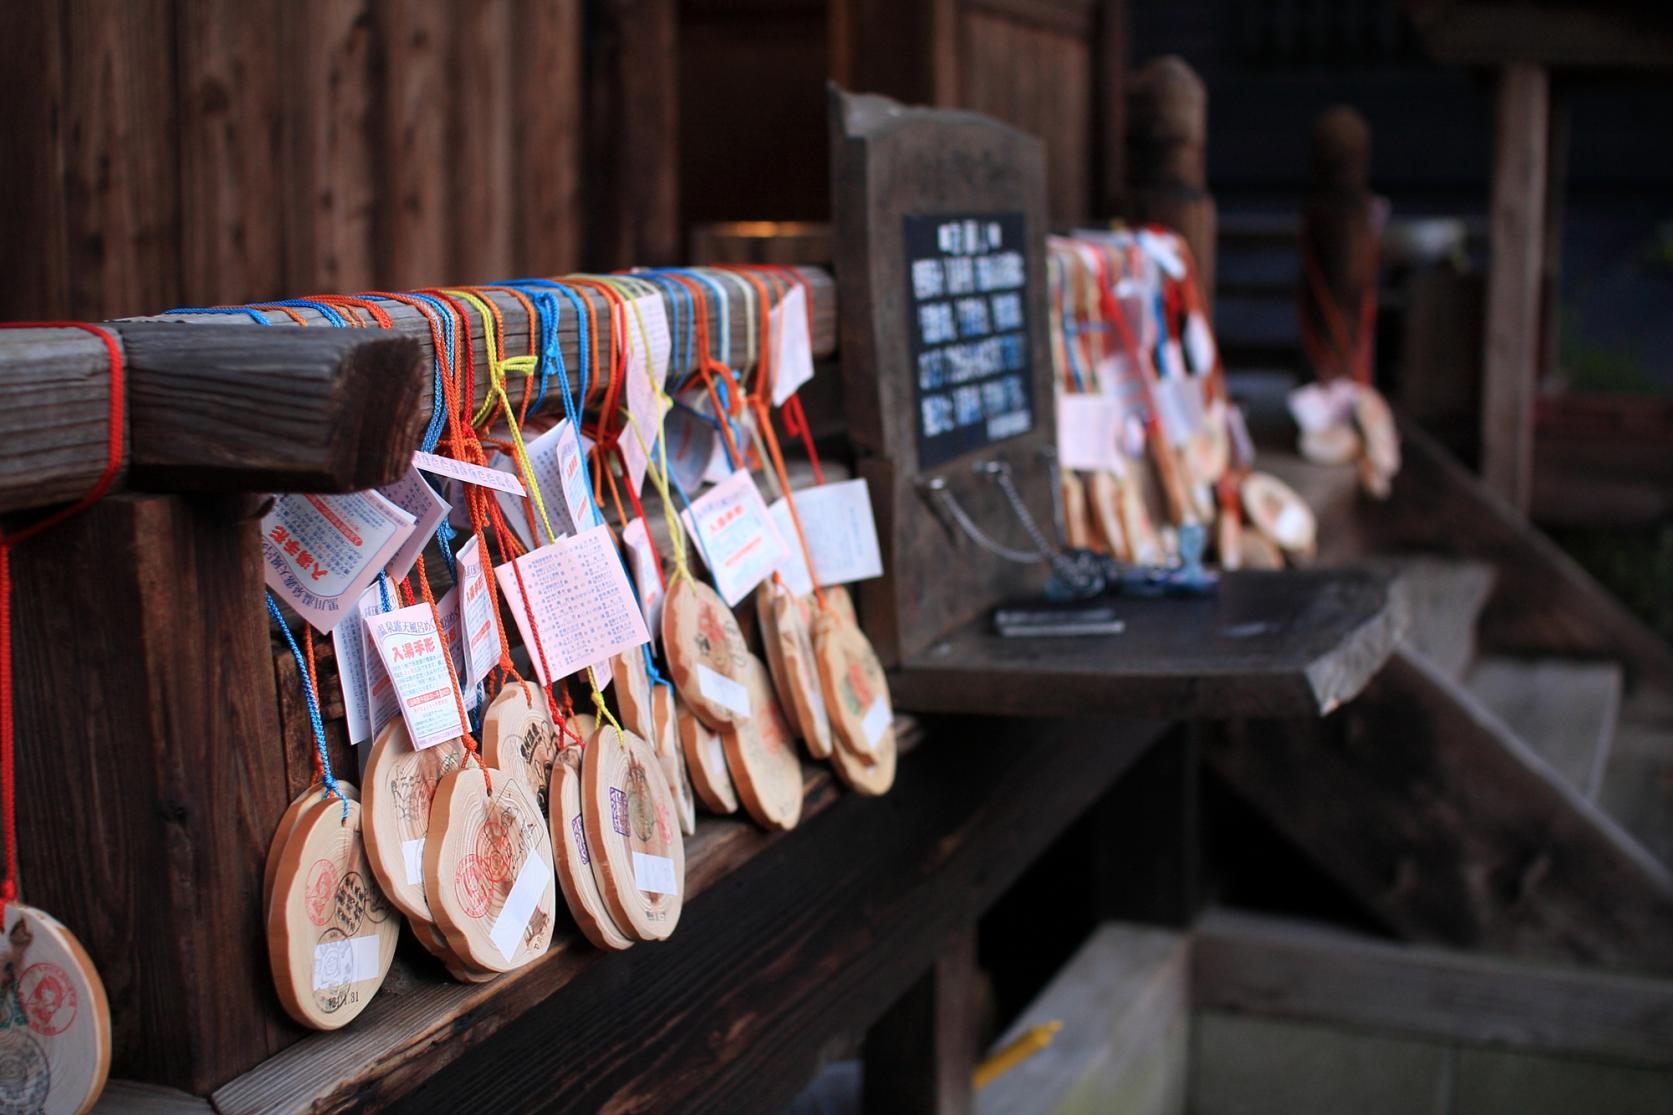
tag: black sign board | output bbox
[903,211,1034,469]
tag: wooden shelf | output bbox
[890,569,1399,720]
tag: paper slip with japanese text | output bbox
[454,534,500,689]
[433,588,482,711]
[494,420,599,549]
[357,586,401,739]
[620,518,665,649]
[768,479,883,592]
[377,467,449,580]
[619,294,673,497]
[681,469,793,607]
[662,402,719,493]
[770,284,816,406]
[413,451,526,496]
[1056,394,1125,472]
[263,491,416,633]
[366,602,468,750]
[493,526,651,686]
[332,599,372,745]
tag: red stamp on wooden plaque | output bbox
[455,853,490,918]
[305,859,339,927]
[475,816,513,884]
[18,963,75,1036]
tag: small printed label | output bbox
[376,467,449,581]
[697,663,752,720]
[413,451,527,496]
[488,852,550,961]
[570,814,589,866]
[367,602,467,750]
[332,606,372,746]
[620,518,665,648]
[493,526,651,686]
[619,294,672,496]
[770,284,816,406]
[262,490,416,634]
[401,837,425,886]
[861,698,892,750]
[312,934,381,990]
[680,469,793,606]
[609,787,629,837]
[1056,394,1125,473]
[454,534,500,689]
[632,851,679,896]
[358,586,401,739]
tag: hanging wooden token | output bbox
[582,724,686,940]
[425,766,557,973]
[825,585,858,629]
[1217,507,1243,571]
[1088,471,1131,562]
[766,581,834,760]
[676,693,738,814]
[662,576,752,729]
[1239,527,1287,570]
[264,782,358,921]
[1353,384,1400,495]
[1186,398,1231,483]
[407,914,497,984]
[812,613,898,796]
[480,682,562,822]
[1059,469,1096,550]
[719,655,805,830]
[609,645,655,740]
[1299,423,1361,465]
[267,790,398,1030]
[1120,474,1166,566]
[548,746,634,951]
[361,723,469,923]
[1242,471,1316,557]
[828,708,897,796]
[0,902,111,1115]
[651,682,697,836]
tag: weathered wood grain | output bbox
[511,0,584,276]
[863,928,978,1115]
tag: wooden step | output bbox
[1386,556,1497,681]
[1204,647,1673,975]
[1466,656,1621,799]
[975,924,1189,1115]
[1597,688,1673,873]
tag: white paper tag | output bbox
[769,479,884,589]
[770,285,816,405]
[1275,504,1310,547]
[697,663,751,720]
[1138,227,1186,279]
[1287,379,1358,433]
[454,534,500,689]
[1056,394,1125,472]
[1153,375,1204,448]
[366,602,467,750]
[312,934,381,990]
[401,837,425,886]
[632,851,679,896]
[488,851,550,961]
[663,401,718,494]
[1184,312,1217,374]
[493,526,652,685]
[680,470,793,606]
[861,698,892,750]
[413,450,526,496]
[262,491,416,633]
[376,468,449,581]
[620,518,665,648]
[498,419,600,546]
[332,606,372,746]
[358,586,402,739]
[619,294,672,496]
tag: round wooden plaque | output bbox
[362,723,469,923]
[267,791,398,1030]
[1059,469,1095,550]
[581,725,685,941]
[1239,528,1287,570]
[0,902,111,1115]
[812,614,897,796]
[407,914,497,984]
[1187,398,1230,483]
[1353,385,1400,492]
[609,645,654,741]
[676,693,738,814]
[719,655,804,830]
[480,682,562,822]
[1119,476,1166,566]
[662,576,751,729]
[1216,508,1243,572]
[1299,424,1360,465]
[548,747,634,951]
[1241,472,1316,557]
[825,585,858,629]
[828,711,897,796]
[265,781,358,922]
[766,582,833,756]
[651,682,697,836]
[1088,471,1131,562]
[425,766,557,973]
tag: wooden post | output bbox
[863,927,978,1115]
[1124,55,1216,312]
[1300,106,1377,385]
[12,494,294,1092]
[1480,62,1549,514]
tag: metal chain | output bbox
[923,476,1047,564]
[922,461,1103,595]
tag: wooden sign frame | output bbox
[828,85,1058,666]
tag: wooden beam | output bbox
[0,324,427,514]
[1480,62,1549,514]
[863,928,979,1115]
[1194,908,1673,1069]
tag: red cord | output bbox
[0,323,126,926]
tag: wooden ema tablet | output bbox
[1059,469,1095,549]
[1187,398,1230,483]
[0,903,110,1115]
[651,682,697,836]
[548,745,634,951]
[765,581,834,761]
[264,782,358,922]
[676,693,738,815]
[1300,424,1360,465]
[361,723,468,923]
[662,576,752,729]
[812,613,898,797]
[425,766,557,973]
[608,646,655,741]
[582,725,686,941]
[480,682,561,822]
[1088,471,1131,562]
[1120,475,1166,566]
[267,791,398,1030]
[407,915,497,984]
[825,585,857,629]
[1239,527,1286,570]
[1242,471,1316,557]
[718,655,805,831]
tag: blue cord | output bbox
[266,593,349,817]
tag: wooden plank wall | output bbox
[1,0,587,322]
